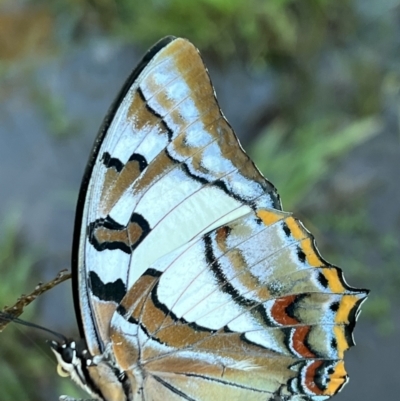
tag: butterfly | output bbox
[49,36,368,401]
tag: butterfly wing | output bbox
[73,36,367,400]
[110,209,366,400]
[72,37,281,355]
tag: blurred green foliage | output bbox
[34,0,359,62]
[313,202,400,334]
[0,215,83,400]
[26,0,391,148]
[32,86,74,138]
[249,116,381,210]
[0,215,44,400]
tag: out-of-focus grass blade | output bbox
[250,116,382,210]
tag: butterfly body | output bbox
[51,36,368,401]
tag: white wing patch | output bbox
[127,187,249,288]
[86,243,130,285]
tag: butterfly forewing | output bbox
[75,37,280,353]
[73,36,367,400]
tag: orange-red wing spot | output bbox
[303,360,325,396]
[270,295,298,325]
[303,360,348,396]
[292,326,315,358]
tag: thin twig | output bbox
[59,397,98,401]
[0,269,71,331]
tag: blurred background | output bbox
[0,0,399,400]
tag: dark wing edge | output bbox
[71,36,177,339]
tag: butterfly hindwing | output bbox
[108,208,365,400]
